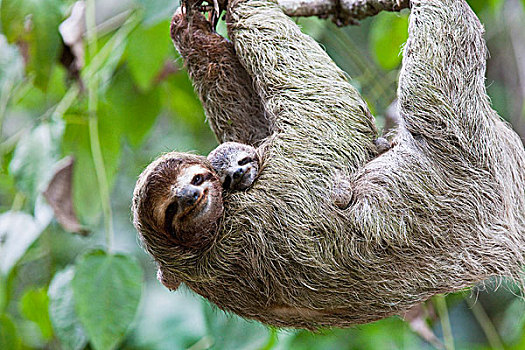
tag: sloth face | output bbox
[134,153,223,250]
[162,163,223,248]
[208,142,259,191]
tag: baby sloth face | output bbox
[207,142,259,191]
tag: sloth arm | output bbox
[398,0,501,161]
[227,0,379,171]
[345,0,523,244]
[170,11,270,145]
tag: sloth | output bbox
[133,143,258,266]
[207,142,259,190]
[133,153,223,252]
[133,0,525,329]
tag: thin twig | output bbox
[435,295,455,350]
[465,297,505,350]
[86,0,114,252]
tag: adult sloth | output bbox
[133,0,525,329]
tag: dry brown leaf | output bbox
[43,156,89,236]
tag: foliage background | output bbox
[1,0,525,349]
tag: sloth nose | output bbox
[233,167,244,180]
[177,185,201,207]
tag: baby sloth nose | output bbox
[233,167,244,180]
[177,185,202,208]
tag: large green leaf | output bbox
[0,314,21,350]
[130,288,206,349]
[286,318,420,350]
[102,66,161,146]
[9,122,62,204]
[72,250,143,350]
[126,20,173,91]
[48,266,87,350]
[202,301,270,350]
[164,73,207,130]
[370,12,409,70]
[0,201,52,275]
[19,288,54,341]
[498,298,525,345]
[0,0,62,90]
[61,114,120,225]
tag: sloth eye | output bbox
[238,157,253,166]
[191,174,204,186]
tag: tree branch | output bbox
[278,0,410,25]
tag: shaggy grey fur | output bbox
[134,0,525,329]
[170,9,271,145]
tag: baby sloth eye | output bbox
[238,157,253,166]
[191,174,204,186]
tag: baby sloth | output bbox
[207,142,259,190]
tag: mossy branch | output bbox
[277,0,409,25]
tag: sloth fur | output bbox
[170,9,271,145]
[134,0,525,329]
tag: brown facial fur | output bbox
[132,152,223,287]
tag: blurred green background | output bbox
[1,0,525,349]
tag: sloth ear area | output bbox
[157,268,182,291]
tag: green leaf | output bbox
[126,20,173,91]
[370,13,409,70]
[0,0,62,90]
[202,301,270,350]
[0,276,6,313]
[0,207,51,274]
[0,314,21,350]
[73,250,143,350]
[136,0,178,26]
[286,318,420,350]
[0,35,25,105]
[467,0,504,14]
[102,67,161,146]
[48,266,87,350]
[62,115,120,225]
[131,290,206,349]
[164,73,206,130]
[498,298,525,345]
[9,122,63,204]
[61,122,99,224]
[19,288,54,341]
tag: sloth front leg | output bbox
[170,8,271,146]
[227,0,379,171]
[397,0,498,160]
